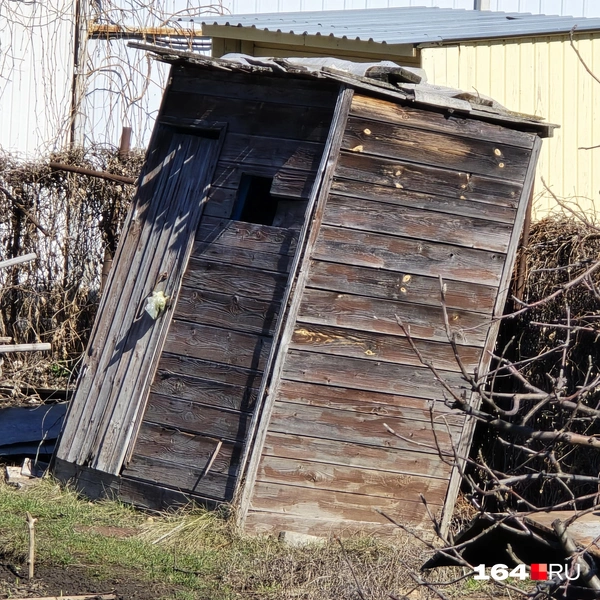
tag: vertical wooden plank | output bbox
[439,134,542,536]
[235,85,354,527]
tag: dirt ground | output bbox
[0,557,182,600]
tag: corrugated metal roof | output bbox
[198,6,600,45]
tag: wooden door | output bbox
[55,125,224,475]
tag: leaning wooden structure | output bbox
[53,46,554,536]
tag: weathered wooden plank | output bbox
[268,401,460,454]
[440,136,542,536]
[210,163,317,204]
[123,454,236,501]
[298,288,491,347]
[162,92,333,142]
[119,476,219,511]
[237,87,356,525]
[175,287,280,336]
[343,117,530,181]
[196,219,298,256]
[330,179,516,225]
[250,482,440,525]
[257,456,449,504]
[151,370,258,412]
[282,350,467,400]
[170,66,339,108]
[220,134,325,173]
[133,422,240,475]
[191,242,294,273]
[157,353,262,389]
[261,432,453,480]
[335,152,523,206]
[290,323,482,371]
[323,194,512,253]
[313,225,505,287]
[163,320,272,371]
[276,380,463,425]
[183,259,288,301]
[244,511,403,538]
[306,261,497,315]
[350,93,536,149]
[144,393,251,442]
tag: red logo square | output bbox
[531,564,548,581]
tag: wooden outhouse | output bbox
[53,46,554,536]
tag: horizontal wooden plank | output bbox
[196,218,298,256]
[191,242,294,273]
[335,152,522,206]
[163,320,272,371]
[221,133,325,172]
[306,261,497,315]
[257,455,449,504]
[268,401,460,455]
[183,259,288,302]
[210,163,317,204]
[290,323,482,371]
[282,350,467,400]
[297,288,491,347]
[162,92,333,142]
[133,422,240,476]
[350,93,536,149]
[323,194,512,253]
[261,432,453,480]
[250,481,440,525]
[262,431,451,481]
[144,393,251,443]
[152,369,258,412]
[119,476,219,511]
[175,287,280,336]
[313,225,505,287]
[157,353,262,389]
[276,380,464,425]
[124,454,236,501]
[244,511,405,538]
[343,116,530,181]
[330,178,516,225]
[170,66,339,109]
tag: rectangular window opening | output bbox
[233,174,279,226]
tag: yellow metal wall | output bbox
[422,34,600,217]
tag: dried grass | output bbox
[137,504,476,600]
[478,213,600,508]
[0,147,142,401]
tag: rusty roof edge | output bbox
[128,41,558,137]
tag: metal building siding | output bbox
[0,0,75,156]
[422,34,600,215]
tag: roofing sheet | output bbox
[130,42,556,137]
[198,6,600,45]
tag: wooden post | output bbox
[26,511,37,579]
[119,127,132,159]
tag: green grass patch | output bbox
[0,477,516,599]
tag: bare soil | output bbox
[0,558,182,600]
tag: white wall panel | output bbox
[0,0,75,156]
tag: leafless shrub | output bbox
[0,146,143,397]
